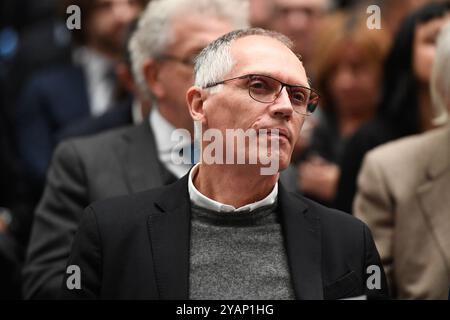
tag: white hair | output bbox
[194,28,296,91]
[431,22,450,126]
[129,0,249,99]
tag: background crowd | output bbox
[1,0,449,299]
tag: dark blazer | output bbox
[23,122,177,299]
[61,175,389,300]
[58,98,133,142]
[16,65,90,189]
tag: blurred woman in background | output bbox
[335,1,450,213]
[297,11,389,206]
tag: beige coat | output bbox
[354,126,450,299]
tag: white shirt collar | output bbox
[73,46,116,116]
[149,106,192,178]
[131,99,143,125]
[188,163,278,213]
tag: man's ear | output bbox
[143,59,165,99]
[186,86,207,124]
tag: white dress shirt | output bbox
[73,47,116,116]
[149,106,193,178]
[188,163,278,213]
[131,99,143,124]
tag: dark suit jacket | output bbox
[23,122,177,299]
[61,175,389,300]
[16,65,90,189]
[58,98,133,142]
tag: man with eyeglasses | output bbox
[62,28,389,300]
[23,0,246,299]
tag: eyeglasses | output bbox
[204,74,320,116]
[156,54,196,67]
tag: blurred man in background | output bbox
[58,18,149,141]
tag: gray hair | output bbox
[431,22,450,126]
[129,0,249,99]
[194,28,296,90]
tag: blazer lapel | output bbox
[417,127,450,270]
[119,122,165,193]
[417,171,450,272]
[148,175,191,299]
[278,184,324,299]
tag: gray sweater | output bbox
[189,202,295,300]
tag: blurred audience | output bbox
[354,22,450,299]
[14,0,148,204]
[296,11,389,206]
[22,0,247,299]
[335,1,450,213]
[0,0,449,300]
[380,0,438,37]
[1,0,72,115]
[0,84,22,299]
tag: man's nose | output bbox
[270,87,294,119]
[334,67,356,90]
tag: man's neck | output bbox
[193,164,278,208]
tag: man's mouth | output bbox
[260,128,291,144]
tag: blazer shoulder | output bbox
[58,124,135,156]
[363,126,450,185]
[292,192,366,232]
[88,183,174,223]
[59,101,132,141]
[367,127,448,164]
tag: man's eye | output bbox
[291,91,307,104]
[249,79,270,91]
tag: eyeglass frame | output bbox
[203,73,320,116]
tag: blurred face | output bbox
[154,15,234,131]
[249,0,273,28]
[328,43,380,116]
[199,35,308,171]
[87,0,143,57]
[268,0,328,62]
[413,15,450,84]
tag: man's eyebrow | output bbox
[244,72,310,87]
